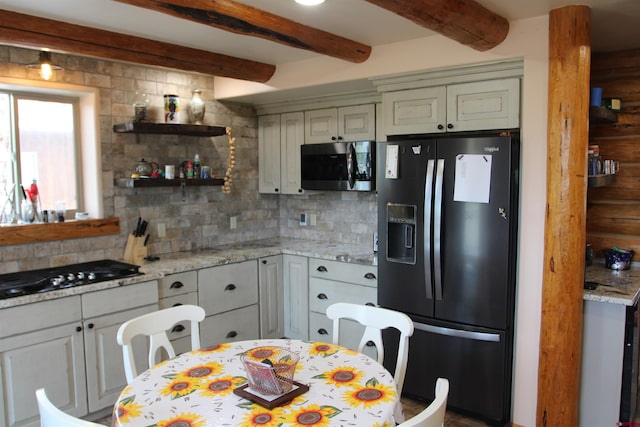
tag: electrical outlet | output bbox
[300,213,307,226]
[157,223,166,238]
[230,216,237,229]
[310,213,317,226]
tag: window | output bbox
[0,91,81,223]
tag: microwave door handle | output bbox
[347,143,356,189]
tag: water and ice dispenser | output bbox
[386,203,417,264]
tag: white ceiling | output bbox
[0,0,637,68]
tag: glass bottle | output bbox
[189,89,205,125]
[133,92,149,122]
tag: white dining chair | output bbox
[325,302,414,393]
[397,378,449,427]
[36,388,103,427]
[116,304,206,384]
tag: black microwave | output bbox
[301,141,375,191]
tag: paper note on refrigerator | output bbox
[453,154,492,203]
[385,145,399,179]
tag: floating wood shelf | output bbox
[588,173,616,188]
[116,178,225,188]
[113,122,227,137]
[589,106,617,124]
[0,217,120,246]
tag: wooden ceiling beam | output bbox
[0,9,275,82]
[364,0,509,51]
[113,0,372,63]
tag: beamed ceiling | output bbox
[0,0,638,82]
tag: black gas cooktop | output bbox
[0,260,142,300]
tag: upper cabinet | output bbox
[258,112,305,194]
[382,78,520,135]
[304,104,376,144]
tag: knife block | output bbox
[124,234,148,264]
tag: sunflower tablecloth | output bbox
[112,339,400,427]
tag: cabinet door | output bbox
[382,87,447,135]
[283,255,309,340]
[305,108,338,144]
[338,104,375,141]
[258,114,282,194]
[259,255,284,339]
[84,304,158,412]
[0,323,87,427]
[446,78,520,132]
[280,112,305,195]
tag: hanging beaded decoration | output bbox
[223,127,236,194]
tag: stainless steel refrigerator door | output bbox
[433,135,518,330]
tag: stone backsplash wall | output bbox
[0,46,375,273]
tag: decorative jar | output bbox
[189,89,205,125]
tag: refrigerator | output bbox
[376,131,519,426]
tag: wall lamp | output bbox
[25,50,63,81]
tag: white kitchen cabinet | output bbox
[283,255,309,340]
[258,255,284,339]
[157,271,198,355]
[307,258,378,359]
[258,112,304,194]
[382,78,520,135]
[0,297,86,427]
[198,261,260,346]
[81,281,158,413]
[304,104,375,144]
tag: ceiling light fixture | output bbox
[295,0,325,5]
[25,50,63,81]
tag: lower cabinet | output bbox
[198,260,260,345]
[283,255,309,340]
[157,271,198,355]
[0,281,158,427]
[307,258,378,359]
[259,255,284,339]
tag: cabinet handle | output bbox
[298,189,303,193]
[318,328,328,335]
[170,281,184,289]
[88,323,94,329]
[364,272,376,280]
[317,293,328,300]
[172,303,183,307]
[316,266,328,272]
[365,302,375,307]
[337,136,343,141]
[226,331,238,338]
[366,340,375,347]
[172,324,185,333]
[225,284,236,291]
[262,260,267,264]
[275,188,279,192]
[447,123,453,129]
[331,136,337,141]
[76,326,82,332]
[437,124,444,130]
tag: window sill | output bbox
[0,217,120,246]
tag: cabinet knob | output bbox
[170,281,184,289]
[76,326,82,332]
[317,293,328,300]
[316,265,328,272]
[171,324,185,333]
[224,284,237,291]
[87,323,94,329]
[275,188,279,192]
[298,189,303,193]
[318,328,328,335]
[226,331,238,338]
[447,123,453,129]
[262,260,267,264]
[437,124,444,130]
[337,136,343,141]
[364,272,376,280]
[331,136,337,141]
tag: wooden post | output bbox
[537,5,591,426]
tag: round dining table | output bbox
[112,338,401,427]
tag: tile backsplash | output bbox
[0,46,376,273]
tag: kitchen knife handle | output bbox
[433,159,445,300]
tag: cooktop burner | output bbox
[0,260,143,300]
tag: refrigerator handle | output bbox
[414,321,501,343]
[433,159,445,300]
[424,159,435,300]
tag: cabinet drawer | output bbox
[158,271,197,298]
[308,312,377,360]
[309,278,377,314]
[308,258,377,287]
[82,281,158,318]
[198,261,258,315]
[0,296,81,337]
[159,292,198,310]
[200,304,260,346]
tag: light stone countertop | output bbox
[584,261,640,306]
[0,237,377,309]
